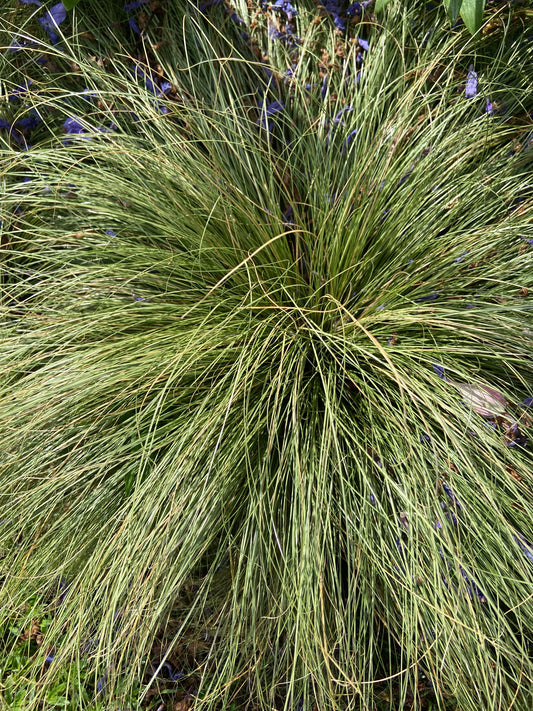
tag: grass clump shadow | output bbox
[1,0,532,708]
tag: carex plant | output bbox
[1,0,532,708]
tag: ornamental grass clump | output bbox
[1,0,532,708]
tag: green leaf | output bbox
[442,0,463,22]
[374,0,392,12]
[62,0,82,10]
[459,0,485,33]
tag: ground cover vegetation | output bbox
[0,0,532,708]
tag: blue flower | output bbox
[453,252,468,263]
[346,2,362,15]
[81,87,98,102]
[9,38,32,52]
[266,0,298,19]
[346,0,371,15]
[124,0,149,34]
[357,37,369,51]
[320,0,346,31]
[442,483,461,509]
[8,81,33,101]
[0,110,42,148]
[131,65,169,113]
[283,205,294,226]
[124,0,148,9]
[514,534,533,564]
[197,0,223,12]
[342,128,357,155]
[38,2,67,45]
[333,105,353,125]
[321,75,328,101]
[459,565,486,603]
[465,65,478,98]
[17,112,42,132]
[257,100,284,131]
[230,11,246,25]
[132,65,160,96]
[440,501,458,526]
[64,117,85,134]
[414,291,439,303]
[151,662,185,681]
[432,364,446,380]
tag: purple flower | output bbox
[442,483,461,509]
[106,229,117,237]
[342,128,357,154]
[124,0,149,34]
[432,364,446,380]
[128,16,140,32]
[0,112,41,148]
[514,534,533,564]
[320,0,346,31]
[395,536,406,559]
[441,501,458,526]
[398,167,413,186]
[266,100,284,115]
[96,671,108,693]
[321,74,328,101]
[54,577,70,604]
[522,397,533,407]
[465,65,478,98]
[124,0,148,9]
[64,117,85,134]
[269,25,300,45]
[18,0,42,4]
[357,37,369,51]
[38,2,66,44]
[346,2,362,15]
[485,98,493,115]
[268,0,298,19]
[132,65,161,96]
[453,252,468,263]
[152,661,185,681]
[8,81,33,101]
[81,88,98,102]
[16,113,42,132]
[346,0,371,14]
[9,38,30,51]
[459,565,486,602]
[333,105,353,125]
[197,0,223,11]
[414,291,439,303]
[257,100,284,131]
[283,205,294,226]
[230,11,246,24]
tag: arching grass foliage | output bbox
[1,0,533,709]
